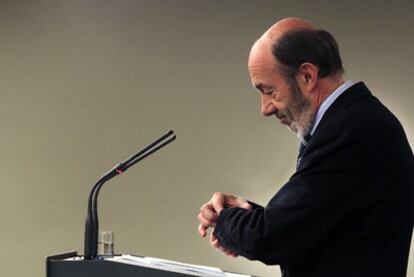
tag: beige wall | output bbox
[0,1,413,276]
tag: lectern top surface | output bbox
[106,255,251,277]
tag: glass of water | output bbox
[98,231,114,256]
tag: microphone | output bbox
[84,130,176,259]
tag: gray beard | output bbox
[289,107,315,140]
[285,79,315,140]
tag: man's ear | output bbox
[296,62,319,93]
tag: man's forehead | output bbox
[249,63,280,88]
[248,51,277,72]
[249,64,277,74]
[248,41,276,69]
[249,37,272,58]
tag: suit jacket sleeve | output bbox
[213,115,369,265]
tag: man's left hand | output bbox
[210,233,238,257]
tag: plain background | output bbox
[0,0,413,276]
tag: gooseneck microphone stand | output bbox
[84,130,176,259]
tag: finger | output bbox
[211,193,225,214]
[197,212,214,226]
[200,204,218,222]
[238,199,252,210]
[226,196,251,209]
[222,248,238,257]
[228,251,238,257]
[198,223,208,237]
[210,234,226,252]
[210,234,219,246]
[210,234,238,257]
[200,202,214,211]
[226,251,239,257]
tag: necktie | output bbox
[297,134,312,169]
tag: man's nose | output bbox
[261,96,275,116]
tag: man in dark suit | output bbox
[197,17,414,276]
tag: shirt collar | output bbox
[309,80,354,136]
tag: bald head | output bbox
[249,17,316,67]
[249,17,343,81]
[262,17,316,42]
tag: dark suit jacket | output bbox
[213,82,414,277]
